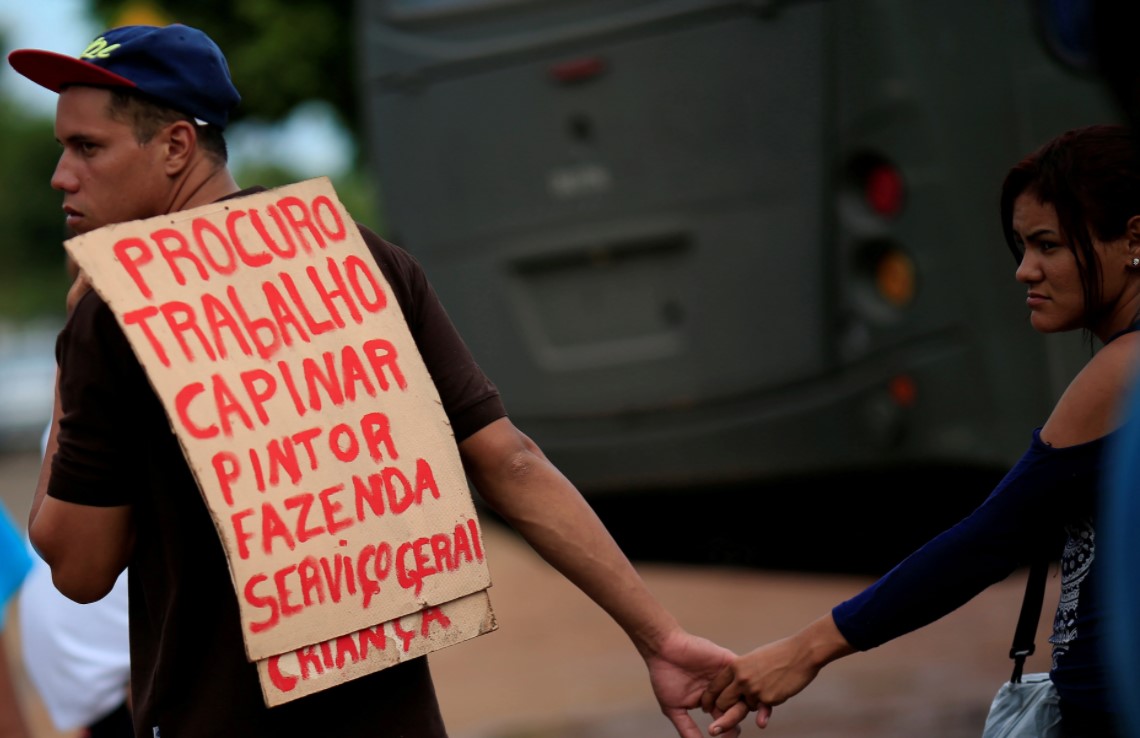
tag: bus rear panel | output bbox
[357,0,1120,494]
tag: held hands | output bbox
[644,628,749,738]
[699,636,816,733]
[699,614,855,734]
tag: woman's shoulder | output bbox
[1041,332,1140,446]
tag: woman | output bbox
[701,124,1140,738]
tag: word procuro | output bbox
[113,193,348,300]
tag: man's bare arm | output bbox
[459,417,740,738]
[28,372,132,604]
[459,416,678,649]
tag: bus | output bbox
[353,0,1122,508]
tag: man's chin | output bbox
[64,213,96,235]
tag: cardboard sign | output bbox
[64,179,494,692]
[257,590,495,706]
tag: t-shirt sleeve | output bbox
[47,292,143,507]
[359,228,506,441]
[831,432,1102,651]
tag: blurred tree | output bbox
[91,0,359,137]
[92,1,389,234]
[0,1,390,320]
[0,97,73,318]
[232,162,386,236]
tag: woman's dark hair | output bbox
[1000,124,1140,328]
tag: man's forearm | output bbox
[29,371,133,603]
[28,370,62,531]
[461,419,680,654]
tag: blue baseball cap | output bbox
[7,24,241,129]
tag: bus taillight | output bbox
[874,247,917,307]
[888,374,918,408]
[863,161,906,217]
[549,57,607,85]
[852,240,918,315]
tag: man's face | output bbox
[52,86,171,234]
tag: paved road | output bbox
[0,449,1057,738]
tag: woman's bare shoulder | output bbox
[1040,332,1140,447]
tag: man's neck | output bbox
[165,160,242,214]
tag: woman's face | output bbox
[1012,194,1088,334]
[1011,192,1135,339]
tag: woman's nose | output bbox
[1015,251,1040,284]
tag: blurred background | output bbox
[0,0,1130,736]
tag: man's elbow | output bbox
[48,562,118,604]
[29,526,122,604]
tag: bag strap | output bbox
[1008,559,1049,683]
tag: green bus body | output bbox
[356,0,1121,495]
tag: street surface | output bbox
[0,449,1057,738]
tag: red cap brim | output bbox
[8,49,138,93]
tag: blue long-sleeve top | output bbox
[832,428,1114,714]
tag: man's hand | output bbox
[65,267,90,315]
[645,628,760,738]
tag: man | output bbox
[8,24,737,738]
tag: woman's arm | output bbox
[699,337,1136,732]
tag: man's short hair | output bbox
[106,87,228,164]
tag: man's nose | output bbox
[50,152,77,192]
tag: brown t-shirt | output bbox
[48,195,505,737]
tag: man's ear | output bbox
[161,120,198,176]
